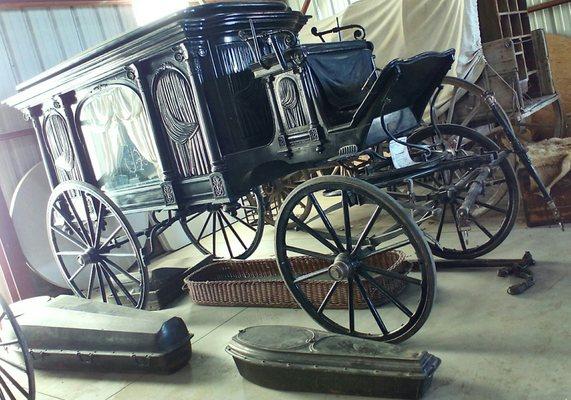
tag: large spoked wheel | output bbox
[0,296,35,400]
[47,181,148,308]
[181,188,264,260]
[263,170,313,228]
[409,125,519,259]
[275,176,436,343]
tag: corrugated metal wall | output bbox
[0,5,137,134]
[528,0,571,36]
[0,5,136,202]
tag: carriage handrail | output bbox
[310,24,367,43]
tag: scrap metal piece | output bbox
[227,325,440,399]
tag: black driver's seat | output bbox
[301,40,376,126]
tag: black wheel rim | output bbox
[408,125,519,259]
[275,176,436,343]
[47,181,148,308]
[181,188,264,259]
[0,296,35,400]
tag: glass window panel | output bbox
[79,85,161,191]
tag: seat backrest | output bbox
[302,41,375,126]
[356,49,455,145]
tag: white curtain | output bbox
[79,86,160,182]
[299,0,486,105]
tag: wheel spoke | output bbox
[99,226,123,250]
[348,277,355,333]
[55,251,83,256]
[469,214,494,239]
[62,192,92,246]
[461,102,482,126]
[86,265,96,299]
[450,203,467,251]
[285,245,335,261]
[96,265,107,302]
[212,211,217,256]
[93,200,105,247]
[196,212,213,242]
[100,261,138,306]
[0,364,28,398]
[360,263,421,285]
[289,215,339,254]
[0,356,26,373]
[99,253,136,258]
[293,267,330,284]
[317,281,339,314]
[351,206,382,256]
[342,191,352,252]
[100,264,122,306]
[52,204,90,247]
[69,263,88,282]
[436,202,447,242]
[358,239,411,260]
[359,270,413,318]
[51,225,86,250]
[229,215,256,232]
[475,200,507,214]
[219,211,247,250]
[217,213,234,259]
[102,257,141,285]
[0,341,18,347]
[80,192,96,245]
[0,372,18,400]
[308,194,345,252]
[354,275,388,335]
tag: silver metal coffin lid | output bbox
[227,325,441,399]
[1,295,193,373]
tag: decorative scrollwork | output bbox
[161,182,177,205]
[210,173,226,198]
[278,77,307,130]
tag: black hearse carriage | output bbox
[6,1,521,343]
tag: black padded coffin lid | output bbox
[227,325,441,399]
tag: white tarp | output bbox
[299,0,485,83]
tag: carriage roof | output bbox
[4,1,308,110]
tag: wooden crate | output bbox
[517,168,571,227]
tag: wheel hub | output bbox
[77,248,99,266]
[328,253,356,281]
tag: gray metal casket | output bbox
[1,296,192,373]
[227,326,440,399]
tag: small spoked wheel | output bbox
[408,125,519,259]
[263,170,313,228]
[275,176,436,343]
[181,188,264,259]
[47,181,148,308]
[0,296,35,400]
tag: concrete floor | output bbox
[33,221,570,400]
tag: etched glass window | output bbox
[79,85,161,191]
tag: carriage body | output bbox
[6,2,314,214]
[6,1,458,218]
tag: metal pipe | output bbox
[528,0,571,13]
